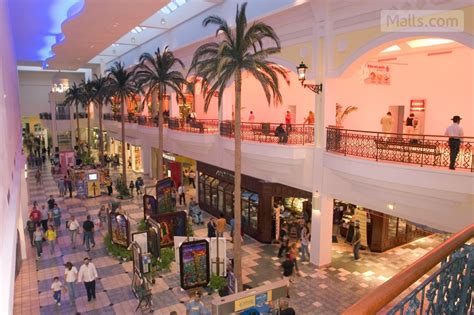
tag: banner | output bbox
[76,180,87,198]
[362,63,391,85]
[156,177,175,214]
[353,207,368,248]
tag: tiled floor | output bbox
[14,163,444,315]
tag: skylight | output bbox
[381,45,401,53]
[406,38,454,48]
[160,0,187,14]
[131,26,147,34]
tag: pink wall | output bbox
[0,1,22,313]
[325,47,474,136]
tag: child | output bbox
[51,276,63,306]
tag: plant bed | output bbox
[104,233,132,261]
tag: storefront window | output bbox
[218,182,228,213]
[249,194,259,230]
[199,174,207,204]
[388,216,398,240]
[398,218,407,238]
[204,176,214,206]
[225,185,234,216]
[210,178,220,209]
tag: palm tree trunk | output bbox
[233,68,243,292]
[75,102,80,149]
[121,98,127,188]
[98,104,104,166]
[87,102,91,156]
[157,86,164,180]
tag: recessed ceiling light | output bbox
[167,2,178,11]
[381,45,400,53]
[131,26,146,34]
[161,6,171,14]
[160,0,187,14]
[131,37,136,43]
[112,43,119,47]
[175,0,186,5]
[406,38,454,48]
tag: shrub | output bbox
[152,247,174,272]
[104,233,132,260]
[114,178,130,198]
[208,274,227,292]
[137,219,147,232]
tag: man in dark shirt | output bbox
[282,254,294,278]
[83,215,95,251]
[275,123,288,144]
[207,218,216,238]
[277,224,289,257]
[47,195,55,210]
[279,300,296,315]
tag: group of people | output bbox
[129,177,145,197]
[277,223,311,281]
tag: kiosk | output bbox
[87,171,101,197]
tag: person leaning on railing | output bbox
[444,115,464,170]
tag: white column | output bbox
[141,144,152,177]
[131,145,136,171]
[18,173,29,260]
[310,192,333,267]
[49,96,58,149]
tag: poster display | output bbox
[76,180,87,198]
[156,177,175,214]
[179,240,210,290]
[109,213,130,247]
[146,218,161,258]
[156,211,187,247]
[132,242,142,274]
[143,195,158,220]
[362,62,391,85]
[227,270,237,294]
[353,207,368,248]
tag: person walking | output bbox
[207,218,216,238]
[380,112,392,133]
[188,170,196,188]
[58,177,65,197]
[352,225,361,261]
[277,224,289,258]
[105,176,113,196]
[171,188,177,206]
[444,115,464,170]
[68,215,80,249]
[45,225,57,255]
[26,219,36,246]
[52,204,61,229]
[300,223,310,261]
[186,291,207,315]
[51,276,63,306]
[216,214,226,238]
[83,215,95,251]
[39,205,49,232]
[129,180,135,197]
[47,195,56,210]
[405,113,416,135]
[282,253,295,283]
[98,206,107,229]
[64,262,78,305]
[178,184,186,205]
[33,226,44,260]
[78,258,98,302]
[35,169,42,184]
[135,178,142,196]
[285,110,292,134]
[64,176,72,198]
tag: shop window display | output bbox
[224,185,234,216]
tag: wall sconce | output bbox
[387,203,396,210]
[297,61,323,94]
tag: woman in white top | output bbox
[300,223,310,261]
[64,261,78,304]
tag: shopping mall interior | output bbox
[1,0,473,314]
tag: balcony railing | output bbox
[326,127,473,171]
[220,121,314,145]
[343,224,474,315]
[55,113,71,120]
[168,117,219,134]
[39,112,51,120]
[73,113,88,119]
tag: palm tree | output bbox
[90,75,110,166]
[79,79,95,156]
[189,2,288,291]
[135,46,187,180]
[64,82,84,152]
[106,62,138,188]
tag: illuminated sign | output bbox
[410,99,425,112]
[235,295,256,312]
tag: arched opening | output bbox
[325,36,473,137]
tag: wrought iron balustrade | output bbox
[343,224,474,315]
[220,120,314,145]
[167,117,218,134]
[55,113,71,120]
[326,127,473,171]
[39,112,51,120]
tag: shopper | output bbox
[275,123,288,144]
[207,218,216,238]
[188,170,196,188]
[98,206,107,229]
[279,300,296,315]
[57,177,66,197]
[405,113,415,135]
[304,111,315,125]
[78,257,98,302]
[39,204,49,232]
[444,115,464,170]
[51,203,61,229]
[352,225,361,261]
[33,226,43,260]
[380,112,392,133]
[45,225,57,255]
[135,178,142,196]
[288,243,300,273]
[178,184,186,205]
[300,223,310,261]
[105,176,113,196]
[64,262,78,305]
[51,276,63,306]
[186,291,206,315]
[30,205,42,226]
[47,195,55,210]
[129,180,135,197]
[248,111,255,122]
[285,111,292,134]
[83,215,95,251]
[26,219,36,246]
[68,215,80,249]
[216,214,226,238]
[277,224,289,258]
[171,188,177,206]
[282,254,295,283]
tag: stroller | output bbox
[189,203,204,225]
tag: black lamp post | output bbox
[297,61,323,94]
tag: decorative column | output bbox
[310,192,333,267]
[49,93,59,150]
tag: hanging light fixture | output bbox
[297,61,323,94]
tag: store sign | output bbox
[410,99,425,112]
[215,169,234,182]
[163,152,175,161]
[361,62,391,85]
[235,295,256,312]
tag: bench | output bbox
[375,138,441,164]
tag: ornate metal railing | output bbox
[55,113,71,120]
[39,112,51,120]
[343,224,474,315]
[388,244,473,314]
[168,117,218,134]
[326,127,473,171]
[73,112,88,119]
[220,120,314,145]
